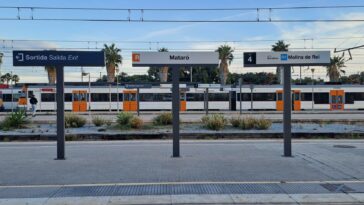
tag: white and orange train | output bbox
[0,83,361,112]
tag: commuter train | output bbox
[0,83,362,112]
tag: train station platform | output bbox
[0,140,363,204]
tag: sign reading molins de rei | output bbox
[244,51,330,67]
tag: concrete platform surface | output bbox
[0,140,363,204]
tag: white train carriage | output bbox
[0,84,363,112]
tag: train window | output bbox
[345,93,355,104]
[28,91,34,97]
[41,93,55,102]
[354,93,364,101]
[237,93,251,101]
[301,93,312,101]
[277,93,283,101]
[294,93,300,101]
[3,94,12,102]
[208,93,229,101]
[65,93,72,102]
[314,93,329,104]
[111,94,118,102]
[91,93,109,102]
[253,93,275,101]
[186,93,204,101]
[159,93,172,101]
[140,93,154,101]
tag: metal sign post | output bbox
[283,66,292,156]
[56,66,65,159]
[171,66,180,157]
[244,51,330,157]
[132,51,219,157]
[13,50,105,160]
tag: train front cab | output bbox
[330,90,344,110]
[72,90,87,112]
[276,90,301,111]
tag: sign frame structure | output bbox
[13,50,105,160]
[132,51,219,157]
[244,51,330,67]
[243,51,330,157]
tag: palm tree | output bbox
[1,73,12,85]
[326,56,346,82]
[216,45,234,85]
[272,40,290,84]
[45,66,56,84]
[103,43,122,83]
[158,48,169,82]
[11,74,20,84]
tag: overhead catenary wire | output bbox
[1,5,364,23]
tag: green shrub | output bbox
[105,119,112,126]
[254,117,272,130]
[153,113,173,125]
[130,116,144,129]
[230,117,242,128]
[0,110,28,130]
[239,117,256,130]
[65,114,86,128]
[116,112,134,126]
[92,116,106,127]
[202,114,227,131]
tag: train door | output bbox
[123,90,137,111]
[330,90,344,110]
[0,91,3,111]
[292,90,301,111]
[72,90,87,112]
[276,90,301,111]
[180,92,186,111]
[276,90,283,111]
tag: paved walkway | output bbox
[0,140,363,204]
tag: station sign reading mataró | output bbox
[244,51,330,67]
[132,51,219,67]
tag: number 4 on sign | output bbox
[248,55,252,62]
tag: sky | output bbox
[1,0,364,83]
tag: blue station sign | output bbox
[13,50,105,67]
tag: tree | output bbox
[216,45,234,85]
[45,66,56,84]
[1,73,12,85]
[103,43,122,83]
[271,40,290,84]
[326,56,346,82]
[158,48,169,82]
[147,67,160,82]
[11,74,19,83]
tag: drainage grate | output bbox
[279,183,331,194]
[333,145,356,148]
[321,184,355,193]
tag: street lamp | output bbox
[0,52,3,77]
[311,68,315,110]
[116,68,120,112]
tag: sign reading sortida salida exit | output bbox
[244,51,330,67]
